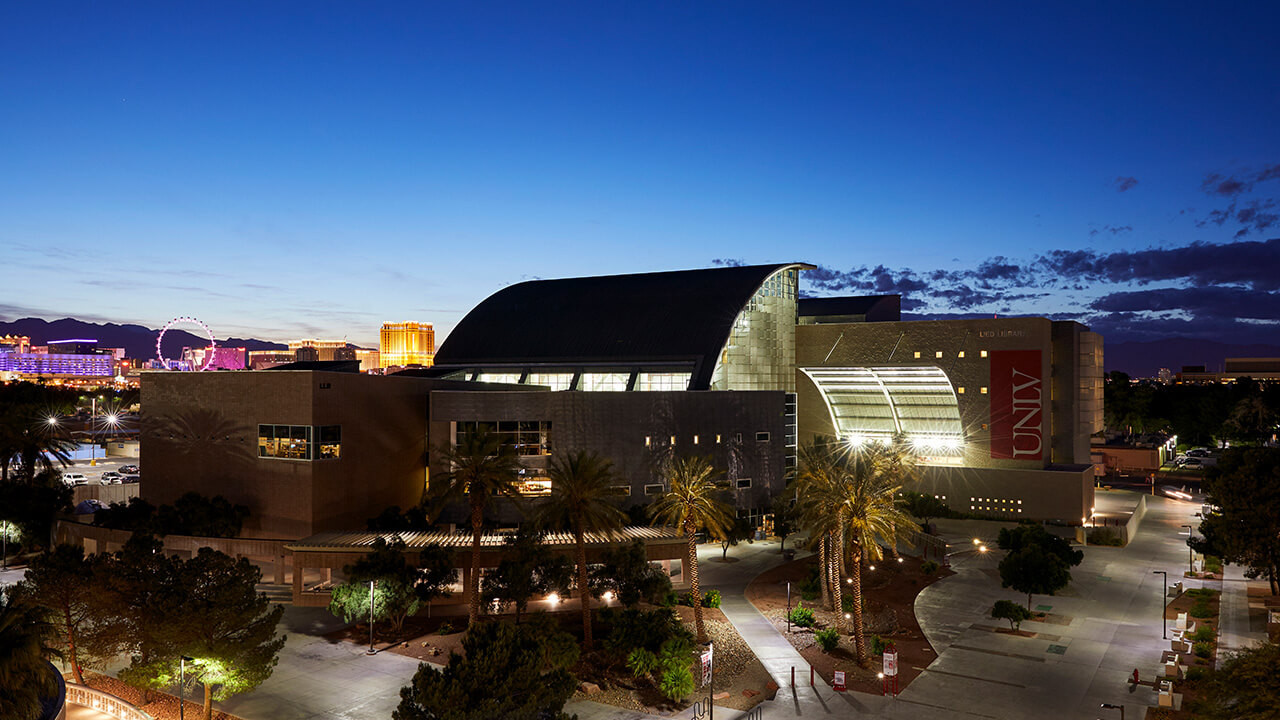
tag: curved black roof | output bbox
[435,263,806,390]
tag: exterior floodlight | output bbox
[46,417,58,426]
[897,557,904,563]
[869,564,876,570]
[979,545,988,553]
[602,590,614,602]
[547,592,560,605]
[846,577,852,584]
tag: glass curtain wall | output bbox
[709,266,800,392]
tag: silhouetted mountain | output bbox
[1106,338,1280,377]
[0,317,287,358]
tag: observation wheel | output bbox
[156,316,217,371]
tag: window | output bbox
[980,387,988,394]
[736,478,752,489]
[913,351,921,359]
[634,372,691,391]
[316,425,341,459]
[644,483,664,496]
[715,434,722,444]
[609,485,632,498]
[980,350,988,358]
[645,436,651,447]
[957,387,965,394]
[580,372,629,392]
[735,433,742,443]
[524,373,574,391]
[456,420,551,456]
[669,435,676,445]
[476,372,522,385]
[515,469,552,496]
[693,435,700,445]
[755,432,770,442]
[258,425,312,460]
[957,351,965,358]
[935,351,943,359]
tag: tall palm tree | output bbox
[537,450,626,650]
[0,588,60,720]
[428,425,524,627]
[650,456,732,644]
[0,405,76,485]
[793,442,846,625]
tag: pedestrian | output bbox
[1131,668,1140,685]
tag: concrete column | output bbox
[274,554,286,585]
[292,563,304,604]
[323,567,332,584]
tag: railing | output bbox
[64,683,154,720]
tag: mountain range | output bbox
[2,317,1277,378]
[0,317,287,359]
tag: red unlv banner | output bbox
[989,349,1044,460]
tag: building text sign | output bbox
[989,349,1044,460]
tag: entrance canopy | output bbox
[800,366,964,453]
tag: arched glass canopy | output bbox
[800,366,964,454]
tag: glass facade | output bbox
[525,372,575,391]
[258,425,341,460]
[579,372,630,392]
[475,372,523,385]
[634,372,692,391]
[710,266,799,392]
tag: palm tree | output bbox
[0,405,76,485]
[793,442,846,625]
[0,588,60,720]
[796,438,919,665]
[537,450,626,650]
[650,456,732,643]
[428,425,524,627]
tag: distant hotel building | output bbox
[182,346,248,371]
[0,337,117,381]
[380,322,435,368]
[1179,358,1280,384]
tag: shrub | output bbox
[437,621,455,635]
[798,564,822,600]
[603,608,692,658]
[1190,600,1214,619]
[1086,528,1123,546]
[841,594,855,613]
[1193,641,1212,658]
[1190,626,1216,643]
[815,628,840,652]
[1185,666,1209,682]
[627,648,657,677]
[701,589,722,608]
[921,560,939,576]
[661,590,678,607]
[1185,588,1217,599]
[870,634,888,655]
[788,604,815,628]
[991,599,1034,631]
[1203,556,1223,574]
[659,665,694,701]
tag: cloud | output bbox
[711,258,747,267]
[1199,163,1280,236]
[1039,238,1280,291]
[1113,176,1139,192]
[1090,286,1280,320]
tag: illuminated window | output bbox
[524,373,574,391]
[258,425,313,460]
[515,472,552,496]
[715,434,722,443]
[980,387,988,394]
[476,372,522,385]
[580,372,630,391]
[645,436,651,447]
[669,435,676,445]
[935,351,943,358]
[958,351,965,358]
[609,485,632,497]
[913,351,921,359]
[316,425,341,459]
[957,387,965,394]
[457,420,551,456]
[693,435,699,444]
[644,483,664,496]
[980,350,988,358]
[634,372,692,391]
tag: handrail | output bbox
[64,683,155,720]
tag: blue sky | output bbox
[2,2,1278,347]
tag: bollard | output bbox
[810,666,814,686]
[791,666,795,688]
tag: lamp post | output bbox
[367,580,377,655]
[1100,701,1124,720]
[1152,570,1167,639]
[1181,525,1194,575]
[0,520,15,571]
[179,655,193,720]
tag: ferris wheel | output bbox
[156,316,217,371]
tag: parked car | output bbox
[121,474,140,484]
[62,472,88,486]
[1185,448,1212,458]
[120,464,140,475]
[100,471,124,484]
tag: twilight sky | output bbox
[2,2,1278,348]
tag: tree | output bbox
[118,547,286,720]
[330,538,456,634]
[0,401,77,485]
[1194,448,1280,594]
[997,523,1083,567]
[0,479,71,555]
[990,599,1033,631]
[537,450,627,650]
[769,492,798,552]
[650,455,732,644]
[93,493,249,538]
[428,425,525,627]
[20,544,124,684]
[1199,641,1280,720]
[393,620,578,720]
[999,543,1072,611]
[482,528,572,622]
[590,539,672,607]
[0,587,60,720]
[713,516,756,560]
[898,490,952,527]
[1226,396,1276,444]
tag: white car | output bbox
[63,473,88,486]
[100,471,124,484]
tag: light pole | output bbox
[1100,702,1124,720]
[1152,570,1167,639]
[0,520,15,571]
[367,580,377,655]
[1181,525,1194,575]
[179,655,193,720]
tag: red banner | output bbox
[989,350,1044,460]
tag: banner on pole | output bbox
[833,670,846,692]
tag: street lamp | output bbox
[1152,570,1168,639]
[0,520,18,571]
[1181,525,1194,575]
[179,655,193,720]
[367,580,377,655]
[1100,701,1124,720]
